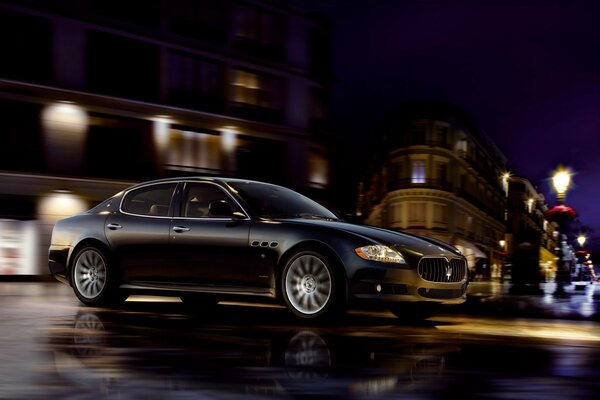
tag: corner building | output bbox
[0,0,332,275]
[359,102,507,280]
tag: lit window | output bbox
[411,160,426,183]
[231,69,282,110]
[308,152,329,188]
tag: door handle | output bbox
[106,223,122,230]
[172,226,190,233]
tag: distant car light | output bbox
[355,245,406,264]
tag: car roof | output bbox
[126,176,281,191]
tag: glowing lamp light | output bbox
[501,172,510,196]
[552,168,571,196]
[577,234,587,248]
[499,240,506,249]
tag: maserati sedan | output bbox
[49,177,468,320]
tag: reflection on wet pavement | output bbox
[1,283,599,399]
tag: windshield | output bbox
[228,181,338,220]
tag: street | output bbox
[1,283,599,399]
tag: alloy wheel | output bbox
[73,249,108,300]
[285,253,332,315]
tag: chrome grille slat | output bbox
[418,257,467,283]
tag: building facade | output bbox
[0,0,332,275]
[504,176,557,285]
[359,102,507,280]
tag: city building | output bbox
[503,175,557,285]
[0,0,332,275]
[358,102,507,280]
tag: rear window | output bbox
[121,183,177,216]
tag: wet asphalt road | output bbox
[1,283,600,400]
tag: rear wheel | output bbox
[71,246,120,306]
[281,250,345,320]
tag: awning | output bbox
[539,247,556,264]
[455,238,487,259]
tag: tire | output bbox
[388,303,440,321]
[70,245,119,306]
[281,249,345,320]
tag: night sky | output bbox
[296,0,600,252]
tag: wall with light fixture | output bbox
[0,0,333,275]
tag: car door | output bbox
[104,182,177,283]
[168,181,252,287]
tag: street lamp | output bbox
[499,240,507,283]
[552,167,571,202]
[545,166,577,296]
[577,234,587,248]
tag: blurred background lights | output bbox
[38,191,87,223]
[42,102,89,173]
[221,127,237,152]
[152,115,172,154]
[42,102,88,132]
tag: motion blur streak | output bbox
[435,316,600,343]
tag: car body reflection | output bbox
[48,307,458,399]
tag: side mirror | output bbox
[208,200,234,217]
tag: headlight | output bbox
[355,245,406,264]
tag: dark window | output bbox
[233,4,284,61]
[86,31,159,102]
[0,100,44,172]
[436,126,448,147]
[0,9,52,84]
[181,183,242,218]
[436,162,448,185]
[84,115,158,180]
[410,123,427,145]
[167,51,225,112]
[122,183,177,216]
[87,0,161,28]
[309,27,331,80]
[309,87,329,132]
[235,137,285,184]
[167,0,227,44]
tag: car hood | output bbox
[278,218,462,258]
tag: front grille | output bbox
[418,258,467,283]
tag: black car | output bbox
[49,177,468,320]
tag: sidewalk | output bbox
[447,281,600,321]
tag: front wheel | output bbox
[71,246,119,306]
[281,250,345,320]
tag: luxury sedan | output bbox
[49,177,468,320]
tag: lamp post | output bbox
[574,234,589,284]
[544,166,576,296]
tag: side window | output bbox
[122,183,177,216]
[182,183,241,218]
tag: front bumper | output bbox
[348,261,468,305]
